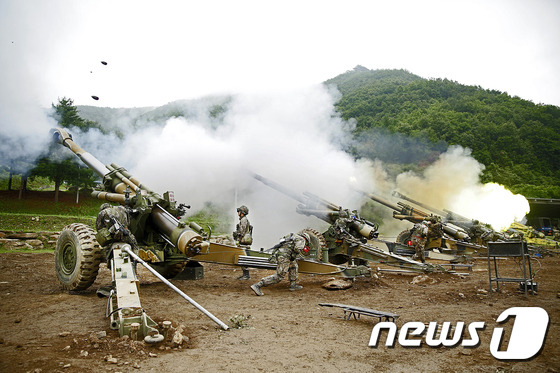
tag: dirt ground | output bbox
[0,252,559,373]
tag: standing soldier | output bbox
[233,205,253,280]
[250,232,311,296]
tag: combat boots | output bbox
[251,281,264,296]
[237,268,251,280]
[289,281,303,291]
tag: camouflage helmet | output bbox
[237,205,249,215]
[100,203,112,211]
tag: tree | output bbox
[30,158,69,202]
[27,98,101,202]
[52,97,103,131]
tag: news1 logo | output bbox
[368,307,549,360]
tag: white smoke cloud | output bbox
[127,85,376,248]
[395,145,529,230]
[1,67,529,246]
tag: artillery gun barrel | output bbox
[393,192,477,229]
[302,192,340,211]
[111,163,156,195]
[361,191,428,219]
[441,224,470,240]
[105,164,141,194]
[150,205,208,256]
[393,214,424,221]
[91,191,128,204]
[360,191,403,212]
[294,207,334,223]
[361,189,470,240]
[392,191,448,218]
[51,127,108,178]
[442,209,472,223]
[252,173,307,204]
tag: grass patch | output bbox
[0,190,231,237]
[0,213,95,232]
[0,190,102,216]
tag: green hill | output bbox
[74,66,560,199]
[325,66,560,198]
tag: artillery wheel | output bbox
[298,228,327,262]
[396,229,414,246]
[149,262,187,279]
[55,223,103,291]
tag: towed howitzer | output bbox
[359,190,470,242]
[52,128,208,258]
[253,173,442,273]
[51,128,227,340]
[252,173,379,241]
[391,191,507,244]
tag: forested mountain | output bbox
[325,66,560,198]
[75,67,560,199]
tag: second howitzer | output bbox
[51,128,227,341]
[392,191,507,245]
[253,173,442,272]
[361,191,470,242]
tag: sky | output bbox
[1,0,559,109]
[0,0,539,245]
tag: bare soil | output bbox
[0,252,559,373]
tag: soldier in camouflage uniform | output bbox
[426,216,444,245]
[467,220,486,245]
[95,203,137,249]
[95,203,139,298]
[333,209,355,240]
[233,205,253,280]
[250,232,311,296]
[410,220,429,263]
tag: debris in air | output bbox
[91,96,99,100]
[101,61,107,65]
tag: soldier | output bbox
[95,203,137,249]
[426,215,444,244]
[333,209,354,240]
[410,220,429,263]
[233,205,253,280]
[467,220,485,244]
[250,232,311,296]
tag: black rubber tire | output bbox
[55,223,102,291]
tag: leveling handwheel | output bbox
[55,223,103,291]
[298,227,327,262]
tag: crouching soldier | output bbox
[250,232,310,296]
[95,203,137,250]
[411,220,429,263]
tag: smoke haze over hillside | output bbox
[1,82,529,247]
[70,86,529,246]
